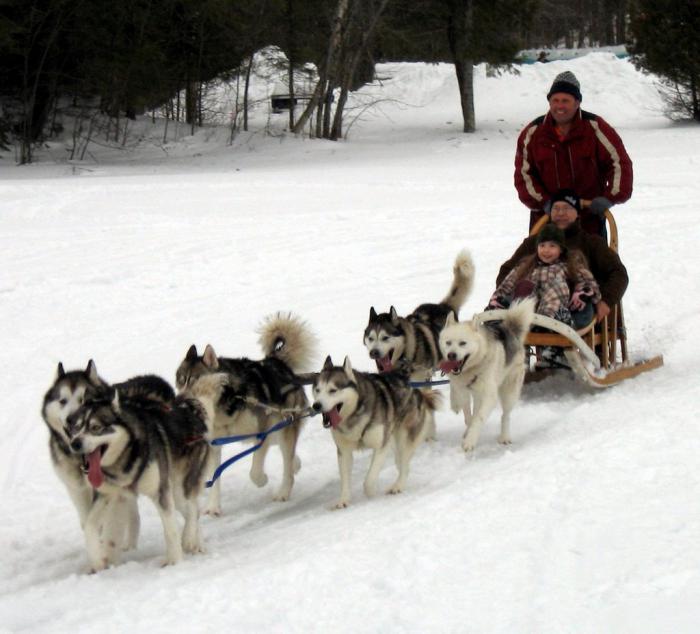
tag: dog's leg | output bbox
[65,481,94,529]
[363,443,392,498]
[388,426,422,495]
[84,494,118,572]
[497,368,525,445]
[203,445,222,516]
[124,496,140,551]
[151,488,183,566]
[335,447,353,509]
[273,426,298,501]
[249,439,270,488]
[462,388,497,452]
[179,490,203,554]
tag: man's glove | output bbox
[589,197,612,216]
[486,296,506,311]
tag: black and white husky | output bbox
[175,312,316,514]
[438,298,535,453]
[66,387,211,571]
[41,360,174,550]
[363,250,475,380]
[311,356,441,509]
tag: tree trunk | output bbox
[455,58,475,133]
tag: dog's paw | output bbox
[182,538,204,555]
[272,489,291,502]
[332,500,349,510]
[250,471,269,488]
[387,485,403,495]
[203,505,222,517]
[497,434,512,445]
[462,438,477,452]
[293,455,302,474]
[363,484,377,498]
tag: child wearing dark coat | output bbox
[489,223,601,328]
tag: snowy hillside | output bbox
[1,54,699,633]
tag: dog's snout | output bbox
[369,349,380,359]
[447,352,457,361]
[70,439,82,452]
[312,402,322,412]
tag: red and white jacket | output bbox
[514,109,633,233]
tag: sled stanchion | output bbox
[205,409,318,488]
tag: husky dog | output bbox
[363,250,474,379]
[311,356,441,509]
[176,312,316,514]
[41,360,174,545]
[66,388,211,571]
[438,298,536,453]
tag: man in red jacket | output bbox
[514,71,633,236]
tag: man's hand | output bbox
[596,300,611,322]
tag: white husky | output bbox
[438,298,535,452]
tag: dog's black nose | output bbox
[448,352,457,361]
[312,402,322,412]
[369,349,380,359]
[70,439,82,452]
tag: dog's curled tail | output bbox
[503,297,537,343]
[258,312,317,372]
[442,249,475,314]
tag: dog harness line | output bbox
[205,409,318,488]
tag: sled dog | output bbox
[66,387,211,571]
[364,250,475,379]
[41,360,174,546]
[438,298,536,452]
[311,356,441,509]
[176,312,316,514]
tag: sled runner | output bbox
[478,209,663,388]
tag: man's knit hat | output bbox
[549,188,581,214]
[547,71,582,102]
[536,224,567,252]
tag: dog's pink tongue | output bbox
[377,356,393,372]
[87,448,104,488]
[328,408,343,428]
[439,360,461,374]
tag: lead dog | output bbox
[176,312,316,514]
[312,356,441,509]
[438,298,535,453]
[66,387,211,571]
[41,361,174,549]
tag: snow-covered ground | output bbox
[1,53,699,633]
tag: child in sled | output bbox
[488,223,601,329]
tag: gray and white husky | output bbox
[176,312,316,514]
[311,356,441,509]
[438,298,536,453]
[66,387,210,571]
[363,250,475,379]
[41,361,174,547]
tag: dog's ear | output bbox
[342,356,355,381]
[186,344,198,361]
[369,306,378,321]
[56,362,65,380]
[85,359,102,386]
[203,344,219,369]
[390,306,399,324]
[323,355,334,371]
[445,312,457,327]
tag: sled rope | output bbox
[408,378,451,388]
[205,408,318,488]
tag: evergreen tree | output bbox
[630,0,700,121]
